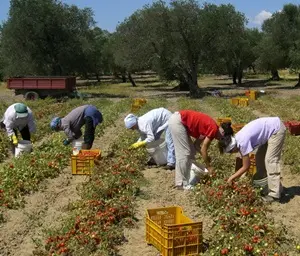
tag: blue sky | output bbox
[0,0,299,32]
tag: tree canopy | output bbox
[0,0,300,94]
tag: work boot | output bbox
[261,195,279,203]
[162,164,175,171]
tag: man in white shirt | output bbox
[0,103,36,148]
[124,107,175,170]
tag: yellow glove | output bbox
[10,134,18,145]
[129,141,146,149]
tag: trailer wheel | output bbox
[24,91,39,101]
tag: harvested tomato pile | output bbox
[42,134,147,255]
[79,151,100,157]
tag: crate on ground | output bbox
[131,105,141,113]
[245,90,257,100]
[71,149,101,175]
[146,206,202,256]
[216,117,232,126]
[131,98,147,113]
[230,98,240,106]
[284,121,300,135]
[239,97,249,107]
[232,123,245,133]
[133,98,147,107]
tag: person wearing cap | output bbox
[168,110,224,190]
[0,103,36,147]
[218,117,286,203]
[50,105,102,150]
[124,107,175,170]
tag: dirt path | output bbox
[119,168,213,256]
[118,98,214,256]
[0,116,126,256]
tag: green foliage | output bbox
[0,99,131,208]
[0,0,110,78]
[256,4,300,73]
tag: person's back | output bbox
[235,117,281,155]
[61,105,88,138]
[138,108,171,137]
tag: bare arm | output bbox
[228,154,251,183]
[200,137,212,168]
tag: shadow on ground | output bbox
[280,186,300,204]
[84,93,128,99]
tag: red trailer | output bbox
[7,76,78,100]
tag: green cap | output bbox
[14,103,28,118]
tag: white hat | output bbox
[124,114,138,129]
[225,136,237,153]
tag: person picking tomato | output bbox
[218,117,286,203]
[168,110,224,190]
[50,105,102,150]
[124,107,175,170]
[0,103,36,153]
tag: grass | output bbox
[78,80,174,98]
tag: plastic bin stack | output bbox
[245,90,258,100]
[229,97,249,107]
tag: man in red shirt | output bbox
[168,110,223,190]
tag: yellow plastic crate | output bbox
[230,98,240,106]
[239,98,249,107]
[235,153,256,176]
[232,123,245,133]
[146,206,202,256]
[131,104,141,113]
[133,98,147,106]
[246,90,257,100]
[248,154,257,176]
[71,149,101,175]
[216,117,232,126]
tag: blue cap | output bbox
[124,114,138,129]
[50,117,61,130]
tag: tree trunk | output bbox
[95,73,100,82]
[187,64,203,98]
[121,74,127,83]
[295,73,300,88]
[232,70,237,85]
[177,75,190,91]
[128,72,136,87]
[178,81,190,91]
[238,70,243,85]
[271,69,280,81]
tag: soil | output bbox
[118,167,213,256]
[118,98,214,256]
[1,81,300,255]
[0,115,126,256]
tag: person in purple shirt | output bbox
[218,117,286,203]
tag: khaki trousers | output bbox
[168,112,196,186]
[255,122,286,198]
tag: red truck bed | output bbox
[7,76,76,91]
[6,76,77,100]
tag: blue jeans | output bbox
[165,127,176,166]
